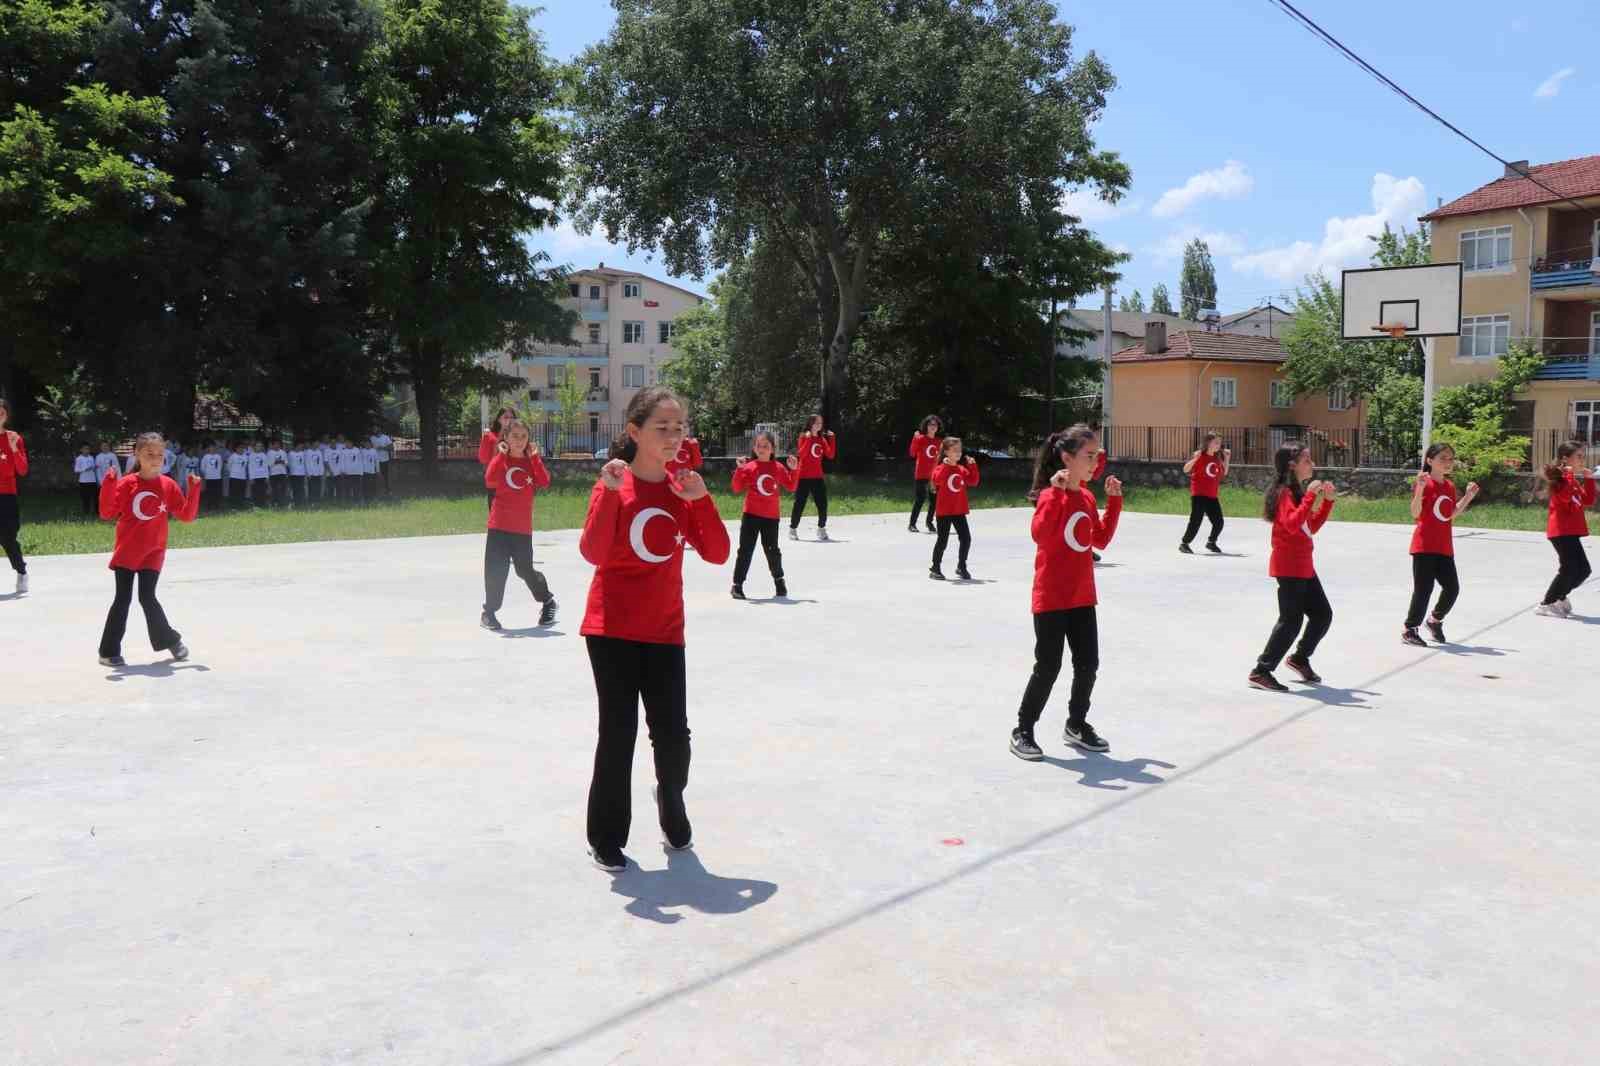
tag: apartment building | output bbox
[484,264,705,434]
[1420,155,1600,440]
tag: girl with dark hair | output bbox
[1536,441,1594,617]
[927,437,980,581]
[0,398,29,593]
[1179,432,1230,554]
[481,420,557,631]
[789,414,836,541]
[579,386,731,872]
[1402,444,1478,644]
[666,430,704,478]
[907,415,943,532]
[1010,425,1123,760]
[1248,442,1337,692]
[479,406,518,508]
[730,431,799,599]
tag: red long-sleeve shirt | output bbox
[1410,478,1458,556]
[1090,449,1106,483]
[1547,471,1595,539]
[100,472,200,571]
[666,438,704,477]
[793,432,837,478]
[909,433,943,480]
[485,452,551,535]
[1031,485,1121,613]
[1268,489,1335,578]
[929,458,980,517]
[1189,452,1225,498]
[477,431,500,466]
[731,458,798,519]
[579,470,731,645]
[0,431,28,494]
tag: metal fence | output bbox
[1100,425,1416,469]
[1530,428,1600,471]
[391,412,627,460]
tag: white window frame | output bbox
[588,285,601,300]
[1592,220,1600,261]
[545,365,566,387]
[623,321,644,343]
[1210,377,1237,408]
[623,282,641,298]
[1591,310,1600,356]
[588,367,602,389]
[1459,313,1511,359]
[622,364,646,388]
[1327,385,1353,412]
[1268,380,1293,408]
[658,320,676,344]
[1460,225,1513,274]
[586,323,601,343]
[1575,400,1600,443]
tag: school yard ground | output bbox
[5,508,1594,1066]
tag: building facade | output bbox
[1217,303,1297,340]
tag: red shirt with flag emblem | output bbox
[100,472,200,571]
[1189,452,1225,498]
[1269,489,1335,578]
[484,452,551,535]
[731,459,798,519]
[665,437,704,477]
[0,431,28,494]
[1547,471,1594,538]
[1031,486,1121,613]
[1410,477,1458,556]
[793,432,837,478]
[909,433,943,480]
[929,458,980,517]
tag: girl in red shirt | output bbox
[1248,441,1337,691]
[1536,442,1594,617]
[1179,432,1230,554]
[907,414,943,533]
[927,437,980,581]
[1010,425,1123,761]
[0,398,29,593]
[578,386,731,872]
[478,406,517,508]
[1402,444,1479,645]
[730,430,799,600]
[481,420,557,631]
[665,433,704,478]
[789,414,837,541]
[97,433,202,667]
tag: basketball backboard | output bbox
[1340,262,1462,341]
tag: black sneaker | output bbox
[539,599,558,627]
[1178,542,1194,554]
[653,785,693,851]
[908,523,919,533]
[589,846,626,872]
[1092,551,1103,563]
[480,610,502,631]
[1205,542,1222,554]
[1425,617,1447,643]
[730,584,746,600]
[924,523,936,534]
[98,654,126,668]
[774,579,787,598]
[1284,655,1322,684]
[1248,669,1288,692]
[928,567,945,581]
[955,565,972,581]
[169,641,189,662]
[1010,728,1043,761]
[1064,720,1109,752]
[1401,627,1427,647]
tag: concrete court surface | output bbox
[3,504,1596,1066]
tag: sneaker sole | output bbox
[588,849,625,872]
[1066,737,1109,753]
[1248,678,1287,692]
[1009,743,1043,762]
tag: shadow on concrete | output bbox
[747,597,820,606]
[497,626,563,639]
[607,847,778,925]
[1437,643,1510,657]
[0,591,21,602]
[949,578,998,586]
[1564,613,1600,626]
[104,662,212,681]
[1282,682,1377,707]
[1040,753,1178,791]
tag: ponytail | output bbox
[1262,441,1306,521]
[1028,424,1097,501]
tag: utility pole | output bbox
[1046,290,1058,438]
[1101,284,1114,442]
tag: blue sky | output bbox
[527,1,1597,313]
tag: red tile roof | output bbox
[1420,155,1600,221]
[1111,330,1285,364]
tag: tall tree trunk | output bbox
[821,236,872,469]
[412,345,440,482]
[164,377,196,443]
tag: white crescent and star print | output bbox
[505,466,530,491]
[923,444,938,460]
[1432,494,1454,523]
[1063,510,1090,553]
[948,474,965,493]
[131,491,166,522]
[810,442,823,459]
[1205,461,1220,479]
[755,473,777,496]
[628,507,683,565]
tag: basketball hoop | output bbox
[1371,323,1410,340]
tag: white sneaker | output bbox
[15,573,26,594]
[788,527,799,540]
[1536,603,1568,618]
[1558,597,1573,615]
[817,528,830,542]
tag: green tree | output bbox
[363,0,573,477]
[555,359,587,446]
[1119,290,1144,313]
[1180,239,1217,320]
[567,0,1128,446]
[1433,343,1543,427]
[1432,411,1530,499]
[1149,283,1174,315]
[660,281,738,444]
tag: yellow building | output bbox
[1420,155,1600,450]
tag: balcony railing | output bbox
[524,386,611,402]
[1522,336,1600,380]
[561,296,609,313]
[1531,246,1599,291]
[511,340,610,361]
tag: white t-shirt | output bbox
[320,445,337,473]
[362,447,379,475]
[370,434,393,462]
[161,448,175,474]
[95,451,117,479]
[124,453,139,474]
[247,451,269,479]
[74,455,97,483]
[267,448,288,476]
[287,449,307,476]
[227,453,248,479]
[338,446,359,475]
[305,449,325,476]
[201,453,223,480]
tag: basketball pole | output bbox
[1419,335,1435,461]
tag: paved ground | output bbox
[4,505,1596,1065]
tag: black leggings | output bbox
[1406,553,1459,628]
[931,514,971,569]
[585,636,691,852]
[99,568,180,658]
[79,482,98,516]
[1017,607,1099,730]
[790,478,828,528]
[0,494,23,574]
[1181,495,1224,545]
[1544,535,1592,605]
[910,479,934,527]
[228,478,249,507]
[483,528,552,613]
[1256,576,1333,672]
[733,514,783,585]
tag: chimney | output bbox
[1504,160,1529,180]
[598,261,605,268]
[1145,321,1167,355]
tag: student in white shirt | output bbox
[319,437,337,502]
[337,436,360,502]
[246,440,270,507]
[361,443,379,501]
[95,441,118,483]
[200,442,224,515]
[73,443,98,516]
[265,438,289,507]
[370,431,394,495]
[161,444,176,476]
[305,439,325,505]
[226,442,249,507]
[287,440,308,506]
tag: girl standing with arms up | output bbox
[730,431,798,600]
[481,420,557,630]
[1536,442,1594,617]
[579,386,730,872]
[666,431,704,479]
[479,406,517,508]
[1402,444,1478,644]
[0,399,30,593]
[97,433,201,666]
[908,415,943,533]
[927,438,980,581]
[789,415,836,541]
[1010,426,1123,761]
[74,444,99,516]
[1179,433,1230,554]
[1248,442,1337,692]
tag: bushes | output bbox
[1431,412,1529,500]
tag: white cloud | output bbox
[1231,173,1427,284]
[540,218,617,259]
[1151,161,1254,218]
[1061,186,1141,223]
[1147,228,1247,262]
[1534,67,1575,99]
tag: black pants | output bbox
[228,478,249,508]
[931,514,971,570]
[99,568,180,657]
[1018,607,1099,730]
[307,476,322,503]
[1405,553,1460,628]
[790,478,828,528]
[203,479,222,514]
[910,478,934,528]
[1544,535,1592,605]
[270,474,289,505]
[79,482,98,516]
[733,514,783,585]
[1181,495,1224,546]
[1256,576,1333,672]
[485,486,496,509]
[585,636,691,852]
[0,494,23,574]
[483,528,552,612]
[379,462,390,492]
[252,478,270,506]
